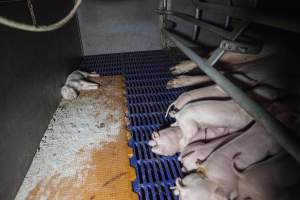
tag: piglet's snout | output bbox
[148,140,157,147]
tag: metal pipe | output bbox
[162,0,167,9]
[224,0,231,29]
[192,8,201,41]
[165,30,300,162]
[193,0,300,34]
[162,0,168,25]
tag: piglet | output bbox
[148,126,233,156]
[192,123,282,198]
[148,126,182,156]
[171,173,226,200]
[166,72,258,89]
[166,84,281,117]
[169,47,272,75]
[179,131,241,172]
[232,152,300,200]
[61,70,99,100]
[172,100,252,148]
[165,85,228,117]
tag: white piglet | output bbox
[61,70,100,100]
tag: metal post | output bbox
[162,0,168,25]
[160,0,169,48]
[224,0,231,29]
[165,30,300,162]
[192,8,201,41]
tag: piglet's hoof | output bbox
[166,80,177,89]
[148,140,157,147]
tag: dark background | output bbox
[0,0,82,199]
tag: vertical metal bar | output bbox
[163,0,167,9]
[27,0,37,26]
[192,8,201,41]
[165,30,300,162]
[224,0,231,29]
[162,0,168,25]
[160,0,168,48]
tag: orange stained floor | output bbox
[26,75,138,200]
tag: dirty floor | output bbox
[15,76,137,200]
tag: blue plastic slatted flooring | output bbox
[80,50,186,200]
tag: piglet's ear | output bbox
[152,132,160,139]
[176,178,185,188]
[214,187,227,200]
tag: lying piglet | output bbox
[171,173,226,200]
[232,152,300,200]
[148,126,235,156]
[166,84,282,118]
[179,131,241,172]
[165,85,228,117]
[169,46,273,75]
[193,123,282,197]
[61,70,99,100]
[173,100,252,148]
[148,126,182,156]
[166,72,258,89]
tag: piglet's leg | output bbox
[170,60,198,75]
[87,72,100,77]
[166,75,211,89]
[80,80,99,90]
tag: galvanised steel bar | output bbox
[165,30,300,162]
[193,0,300,34]
[192,8,201,41]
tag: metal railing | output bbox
[157,0,300,162]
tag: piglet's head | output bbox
[148,132,160,147]
[172,174,229,200]
[61,86,78,100]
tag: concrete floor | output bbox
[15,76,136,200]
[77,0,162,55]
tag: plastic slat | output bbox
[80,50,184,200]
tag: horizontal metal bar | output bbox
[193,0,300,34]
[155,9,235,40]
[165,29,300,162]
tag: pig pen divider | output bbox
[158,0,300,162]
[164,30,300,163]
[80,49,186,200]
